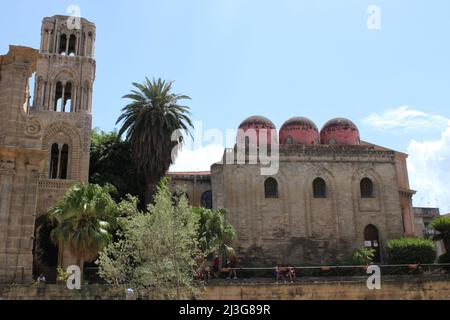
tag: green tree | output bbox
[89,129,146,206]
[192,207,236,261]
[97,179,200,299]
[430,216,450,252]
[49,183,118,275]
[116,78,193,204]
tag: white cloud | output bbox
[169,144,224,173]
[362,106,449,131]
[407,121,450,214]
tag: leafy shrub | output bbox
[431,216,450,252]
[387,238,436,264]
[351,248,375,266]
[438,252,450,273]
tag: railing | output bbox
[4,264,449,285]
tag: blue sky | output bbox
[1,0,449,212]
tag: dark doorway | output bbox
[364,224,381,263]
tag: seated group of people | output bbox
[195,255,238,281]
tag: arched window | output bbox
[68,35,77,56]
[284,136,294,144]
[64,82,72,112]
[201,191,213,209]
[313,178,327,198]
[49,143,59,179]
[360,178,374,198]
[328,138,336,145]
[49,143,69,180]
[54,82,63,112]
[59,144,69,180]
[59,34,67,55]
[265,178,279,198]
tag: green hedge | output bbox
[387,238,436,264]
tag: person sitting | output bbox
[287,265,296,283]
[37,273,46,283]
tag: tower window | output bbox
[360,178,374,198]
[313,178,327,198]
[59,34,67,55]
[64,82,72,112]
[59,144,69,179]
[265,178,279,198]
[54,82,63,112]
[49,143,69,180]
[68,35,77,56]
[49,143,59,179]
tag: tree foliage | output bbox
[430,216,450,252]
[116,78,193,204]
[97,179,200,299]
[387,238,436,264]
[49,183,118,271]
[90,129,146,206]
[192,207,236,259]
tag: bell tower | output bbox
[32,15,97,272]
[33,15,96,114]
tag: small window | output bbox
[284,136,294,144]
[265,178,279,198]
[360,178,374,198]
[328,138,336,145]
[313,178,327,198]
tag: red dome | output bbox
[320,118,360,145]
[280,117,320,145]
[237,116,277,145]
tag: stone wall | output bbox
[212,145,407,266]
[1,278,449,300]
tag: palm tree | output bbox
[193,207,236,261]
[49,183,118,276]
[116,78,193,204]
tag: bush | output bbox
[438,252,450,273]
[387,238,436,264]
[351,248,375,266]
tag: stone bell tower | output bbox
[0,15,96,283]
[32,15,97,270]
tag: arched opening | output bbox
[68,35,77,56]
[59,144,69,180]
[54,82,63,112]
[364,225,381,263]
[32,215,58,283]
[201,191,213,209]
[360,178,374,198]
[64,82,72,112]
[59,34,67,55]
[49,143,59,179]
[265,178,279,198]
[313,178,327,198]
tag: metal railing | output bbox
[3,264,450,285]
